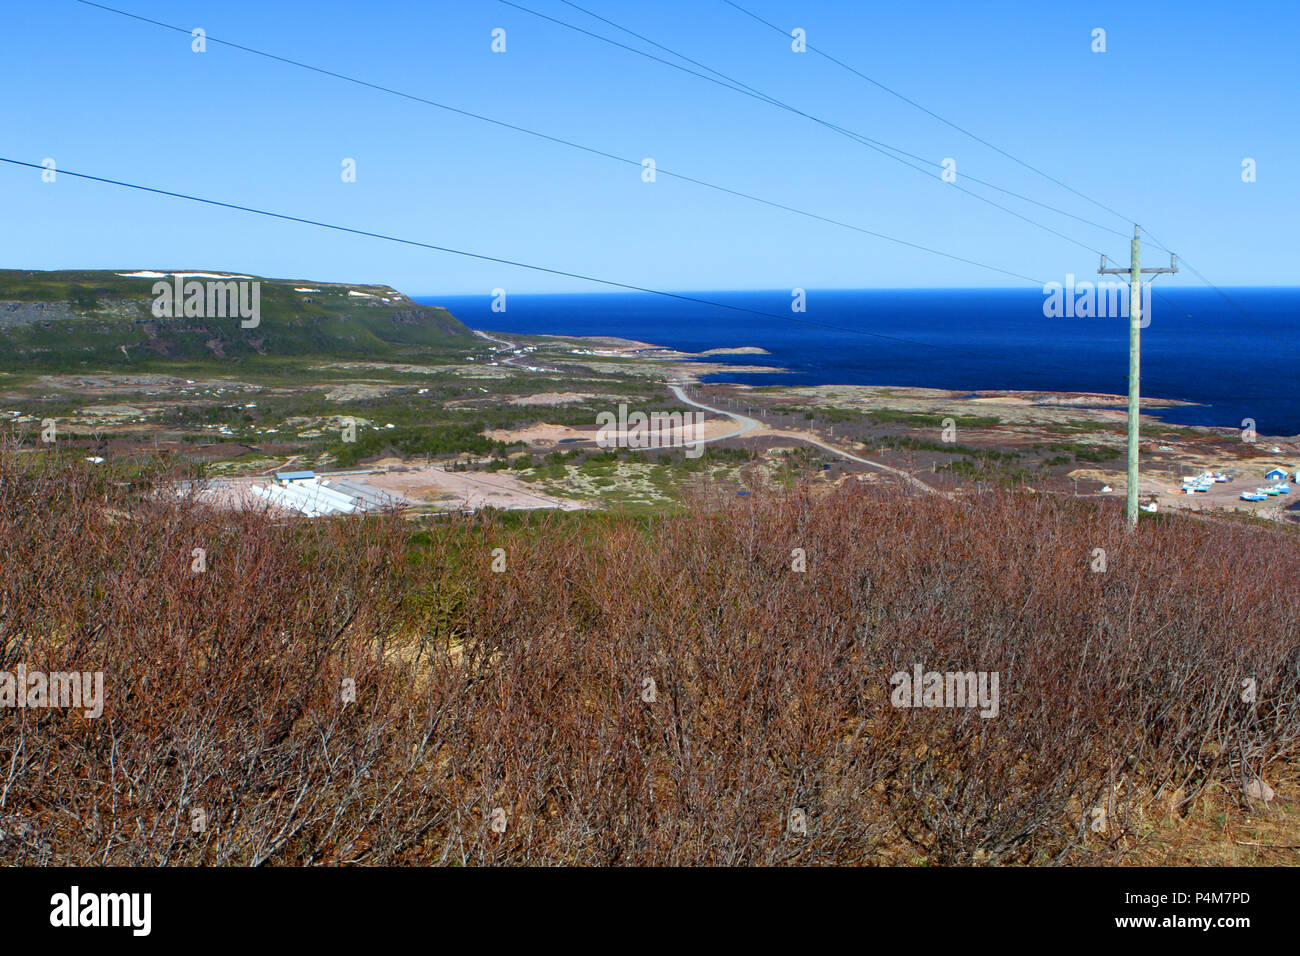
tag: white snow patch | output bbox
[117,271,254,279]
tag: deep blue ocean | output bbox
[416,288,1300,435]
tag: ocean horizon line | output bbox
[418,287,1300,435]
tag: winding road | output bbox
[669,383,949,498]
[475,329,946,499]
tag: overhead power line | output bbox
[1142,227,1300,362]
[3,155,1281,404]
[58,1,1200,328]
[719,0,1139,230]
[556,0,1132,245]
[70,0,1046,285]
[707,3,1277,339]
[63,1,1206,331]
[500,0,1129,259]
[0,155,1095,374]
[497,5,1274,389]
[710,3,1270,311]
[553,0,1234,327]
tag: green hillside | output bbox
[0,269,473,370]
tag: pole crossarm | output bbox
[1100,254,1178,275]
[1095,227,1178,528]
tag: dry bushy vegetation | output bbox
[2,451,1297,865]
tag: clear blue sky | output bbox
[3,0,1295,293]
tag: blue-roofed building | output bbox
[276,470,316,483]
[1264,468,1288,481]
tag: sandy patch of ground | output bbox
[313,362,448,375]
[506,392,599,406]
[484,423,587,444]
[484,415,735,447]
[363,465,588,511]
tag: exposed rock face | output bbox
[392,308,452,327]
[384,307,471,337]
[0,300,80,325]
[0,298,148,325]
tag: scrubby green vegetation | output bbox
[0,269,475,371]
[329,424,511,468]
[501,444,756,509]
[1032,441,1121,463]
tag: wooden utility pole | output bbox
[1100,226,1177,528]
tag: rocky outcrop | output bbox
[0,300,80,326]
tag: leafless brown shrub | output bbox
[1,452,1296,865]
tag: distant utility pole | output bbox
[1099,226,1177,529]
